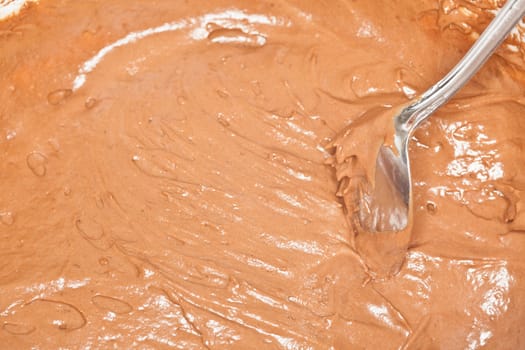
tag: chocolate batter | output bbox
[1,0,524,348]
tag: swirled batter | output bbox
[1,0,524,348]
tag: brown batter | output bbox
[1,0,525,348]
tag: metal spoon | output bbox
[360,0,525,232]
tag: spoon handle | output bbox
[401,0,525,133]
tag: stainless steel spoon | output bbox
[360,0,525,232]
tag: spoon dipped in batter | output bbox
[348,0,525,233]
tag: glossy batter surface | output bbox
[1,0,524,348]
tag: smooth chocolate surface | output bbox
[1,0,524,348]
